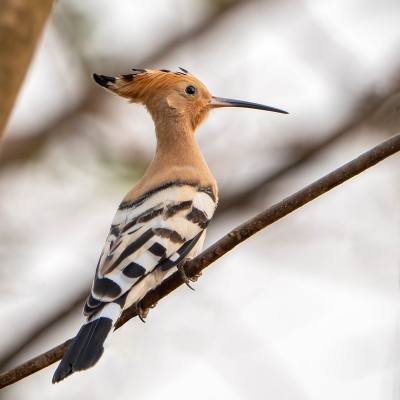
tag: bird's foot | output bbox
[135,300,149,323]
[177,261,202,291]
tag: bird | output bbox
[52,67,288,383]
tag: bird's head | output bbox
[93,68,288,132]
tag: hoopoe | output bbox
[52,67,288,383]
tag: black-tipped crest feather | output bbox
[92,73,116,87]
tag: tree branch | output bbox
[0,88,389,369]
[5,81,400,362]
[1,132,399,389]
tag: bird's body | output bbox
[53,68,287,383]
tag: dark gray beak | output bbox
[208,96,288,114]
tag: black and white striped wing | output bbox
[84,183,216,317]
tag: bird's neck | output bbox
[152,118,205,169]
[123,117,216,202]
[134,117,214,189]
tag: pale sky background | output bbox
[1,0,400,399]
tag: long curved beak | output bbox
[208,96,288,114]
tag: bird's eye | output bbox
[185,85,197,95]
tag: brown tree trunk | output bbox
[0,0,54,140]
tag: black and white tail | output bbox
[52,302,122,383]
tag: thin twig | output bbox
[1,132,399,389]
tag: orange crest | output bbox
[93,68,213,130]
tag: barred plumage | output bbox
[53,68,287,383]
[88,181,215,310]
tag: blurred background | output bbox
[1,0,400,398]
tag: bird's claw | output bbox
[177,262,201,291]
[135,300,149,323]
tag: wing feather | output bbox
[84,183,216,316]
